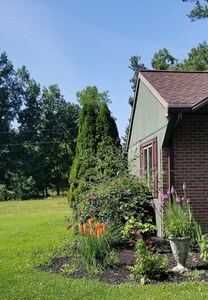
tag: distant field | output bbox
[1,198,208,300]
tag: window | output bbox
[140,137,158,198]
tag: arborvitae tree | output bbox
[96,101,120,146]
[68,86,120,205]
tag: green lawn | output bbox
[1,198,208,300]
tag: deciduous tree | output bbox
[183,0,208,21]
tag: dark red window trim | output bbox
[140,137,158,198]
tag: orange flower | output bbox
[97,234,101,240]
[90,228,95,236]
[78,222,83,233]
[95,223,102,231]
[83,224,88,234]
[102,224,106,232]
[88,218,93,226]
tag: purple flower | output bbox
[162,193,168,201]
[187,198,191,203]
[66,224,73,230]
[92,211,97,216]
[88,198,93,204]
[171,186,175,194]
[176,197,181,203]
[182,182,187,191]
[167,190,171,196]
[91,191,95,197]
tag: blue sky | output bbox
[0,0,207,138]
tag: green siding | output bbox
[128,81,168,237]
[128,81,168,173]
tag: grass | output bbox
[1,198,208,300]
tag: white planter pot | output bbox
[169,237,191,273]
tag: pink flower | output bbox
[167,190,171,196]
[171,186,175,194]
[91,191,95,197]
[176,197,181,203]
[182,182,187,191]
[162,193,168,201]
[187,198,191,203]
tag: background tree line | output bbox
[0,52,120,200]
[0,52,80,199]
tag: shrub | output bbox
[0,184,8,201]
[15,176,38,200]
[130,237,168,284]
[75,175,154,241]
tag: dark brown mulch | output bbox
[37,238,208,285]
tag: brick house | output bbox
[127,70,208,236]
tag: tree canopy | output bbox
[0,51,80,200]
[183,0,208,21]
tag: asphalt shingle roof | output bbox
[139,70,208,108]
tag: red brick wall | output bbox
[161,148,170,193]
[171,115,208,232]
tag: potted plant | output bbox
[161,183,194,272]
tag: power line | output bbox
[0,139,76,147]
[0,127,78,135]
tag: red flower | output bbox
[147,239,153,249]
[132,230,142,239]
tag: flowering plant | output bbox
[130,234,168,284]
[161,183,194,238]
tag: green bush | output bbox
[0,184,8,201]
[131,238,168,284]
[75,175,154,240]
[15,176,38,200]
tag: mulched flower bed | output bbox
[37,237,208,285]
